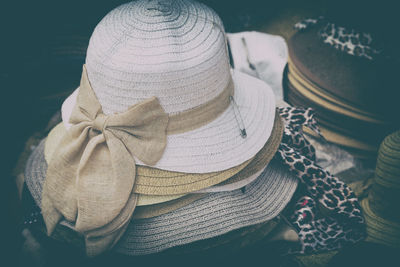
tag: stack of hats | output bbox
[361,130,400,248]
[21,0,299,259]
[283,20,398,158]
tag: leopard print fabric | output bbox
[278,107,324,160]
[294,17,322,30]
[320,23,381,60]
[294,17,381,60]
[277,107,366,254]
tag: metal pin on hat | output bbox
[230,96,247,138]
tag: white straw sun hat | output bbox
[61,0,276,173]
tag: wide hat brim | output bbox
[62,69,277,174]
[28,191,283,258]
[287,26,396,119]
[28,157,297,255]
[283,65,384,158]
[284,61,395,145]
[127,158,273,218]
[361,198,400,248]
[286,58,389,124]
[113,158,298,256]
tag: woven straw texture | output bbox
[362,130,400,248]
[112,158,297,255]
[26,158,297,255]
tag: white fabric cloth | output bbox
[227,31,288,101]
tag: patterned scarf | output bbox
[277,107,366,254]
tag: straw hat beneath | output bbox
[23,157,298,256]
[21,183,297,261]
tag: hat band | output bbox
[166,76,234,134]
[66,66,235,135]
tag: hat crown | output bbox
[375,131,400,185]
[85,0,231,115]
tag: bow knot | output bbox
[93,113,108,132]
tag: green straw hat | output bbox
[361,130,400,248]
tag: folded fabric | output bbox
[227,31,288,101]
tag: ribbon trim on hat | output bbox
[41,65,169,255]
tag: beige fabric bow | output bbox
[41,65,168,256]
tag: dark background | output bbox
[1,0,397,264]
